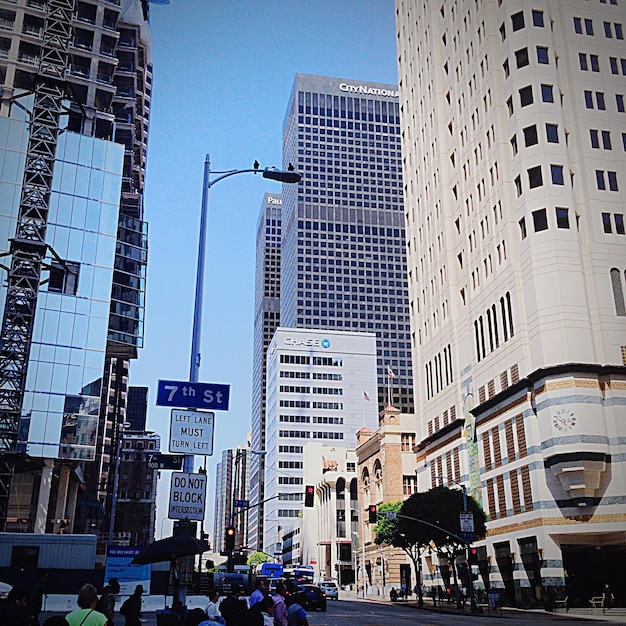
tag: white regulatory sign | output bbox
[169,409,215,455]
[460,512,475,533]
[168,472,207,521]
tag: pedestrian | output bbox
[219,584,248,626]
[204,591,224,624]
[0,587,31,626]
[286,596,308,626]
[602,583,615,609]
[28,569,49,626]
[120,585,143,626]
[98,579,120,626]
[184,608,210,626]
[66,584,108,626]
[249,580,266,608]
[271,582,288,626]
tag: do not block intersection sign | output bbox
[168,472,207,521]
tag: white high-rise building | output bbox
[396,0,626,608]
[263,328,378,558]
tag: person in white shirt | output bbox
[204,591,222,621]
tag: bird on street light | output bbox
[253,160,260,171]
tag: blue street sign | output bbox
[234,499,249,509]
[157,380,230,411]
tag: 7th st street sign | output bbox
[157,380,230,411]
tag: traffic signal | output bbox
[468,546,478,564]
[225,526,236,552]
[304,485,315,507]
[368,504,377,523]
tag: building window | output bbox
[597,170,607,190]
[541,84,554,102]
[506,96,514,116]
[519,217,527,240]
[603,131,612,149]
[605,21,613,38]
[403,475,417,495]
[597,92,606,110]
[585,90,594,108]
[617,94,625,112]
[579,53,588,71]
[532,209,548,232]
[528,166,543,188]
[556,208,570,229]
[574,17,583,34]
[591,129,600,148]
[546,124,559,143]
[585,18,594,35]
[519,85,533,106]
[48,261,80,295]
[514,175,522,196]
[616,214,625,234]
[603,212,613,233]
[523,125,538,146]
[511,11,525,31]
[537,46,549,64]
[401,433,416,452]
[515,47,529,68]
[611,268,626,315]
[551,165,564,185]
[510,134,518,155]
[532,10,544,27]
[608,171,619,191]
[591,55,600,71]
[610,57,619,74]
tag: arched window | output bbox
[506,291,515,336]
[336,477,346,500]
[611,268,626,315]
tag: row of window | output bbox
[278,461,303,469]
[584,90,626,112]
[520,207,573,238]
[510,123,559,154]
[603,213,626,234]
[278,445,303,453]
[278,476,303,484]
[424,343,454,400]
[514,164,567,196]
[573,16,624,38]
[474,293,514,362]
[278,415,344,424]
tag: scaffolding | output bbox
[0,0,75,529]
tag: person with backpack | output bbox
[119,585,143,626]
[98,579,120,626]
[286,595,308,626]
[66,584,107,626]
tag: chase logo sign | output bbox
[284,337,331,349]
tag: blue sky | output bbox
[134,0,399,541]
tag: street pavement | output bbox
[39,592,626,626]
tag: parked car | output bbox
[319,581,338,600]
[301,584,327,611]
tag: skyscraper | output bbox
[0,0,152,537]
[248,193,282,550]
[262,328,378,557]
[396,0,626,606]
[281,74,413,415]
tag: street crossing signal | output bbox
[225,526,236,551]
[304,485,315,507]
[368,504,377,523]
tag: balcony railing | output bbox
[18,52,38,65]
[69,64,90,78]
[72,37,93,51]
[0,18,15,31]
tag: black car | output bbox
[300,584,327,611]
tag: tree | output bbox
[401,485,487,605]
[247,551,271,568]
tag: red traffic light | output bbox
[368,504,377,523]
[304,485,315,507]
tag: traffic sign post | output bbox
[147,454,184,470]
[169,409,215,455]
[168,472,207,521]
[157,380,230,411]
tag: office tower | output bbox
[125,385,148,431]
[281,74,414,415]
[0,0,152,536]
[396,0,626,606]
[262,328,378,556]
[248,193,282,550]
[214,445,249,553]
